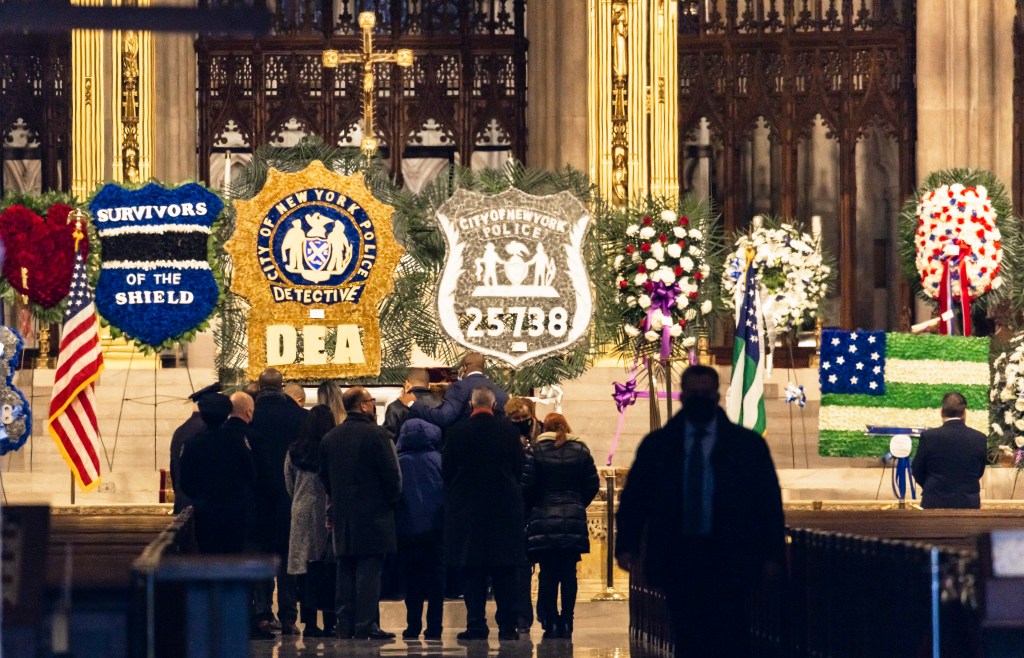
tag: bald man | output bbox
[284,382,307,407]
[402,353,509,429]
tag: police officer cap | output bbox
[188,382,222,403]
[197,393,232,426]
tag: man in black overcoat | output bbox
[911,391,988,509]
[319,386,402,640]
[402,353,509,429]
[616,365,785,657]
[169,382,220,513]
[179,393,256,555]
[249,367,308,634]
[443,386,526,641]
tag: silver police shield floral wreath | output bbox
[0,326,30,456]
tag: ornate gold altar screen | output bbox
[71,0,154,198]
[588,0,679,206]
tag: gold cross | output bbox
[323,12,414,157]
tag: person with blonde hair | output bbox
[317,381,346,424]
[521,412,599,639]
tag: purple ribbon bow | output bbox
[648,281,681,359]
[612,378,638,413]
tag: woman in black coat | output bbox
[520,413,600,639]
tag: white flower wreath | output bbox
[721,220,831,335]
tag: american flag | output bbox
[48,229,104,491]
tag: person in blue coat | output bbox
[400,353,509,429]
[395,418,445,640]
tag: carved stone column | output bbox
[526,0,588,172]
[152,0,196,182]
[917,0,1015,185]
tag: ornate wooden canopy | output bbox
[678,0,917,330]
[195,0,527,183]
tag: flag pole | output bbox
[70,471,75,505]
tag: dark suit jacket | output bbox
[318,413,402,556]
[384,386,441,438]
[170,412,204,513]
[616,408,785,591]
[411,373,509,429]
[250,391,308,546]
[911,418,987,509]
[442,412,526,568]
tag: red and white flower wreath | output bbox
[915,183,1003,302]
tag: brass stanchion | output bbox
[592,473,626,601]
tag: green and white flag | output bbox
[726,261,766,434]
[817,330,989,457]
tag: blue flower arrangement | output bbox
[0,326,31,456]
[88,182,227,353]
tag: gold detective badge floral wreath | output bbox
[227,160,404,381]
[435,187,594,368]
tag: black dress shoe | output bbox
[280,623,301,636]
[303,626,328,637]
[250,626,276,640]
[423,628,442,640]
[498,629,520,641]
[355,626,396,640]
[456,629,489,640]
[401,628,420,639]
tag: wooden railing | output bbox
[629,526,980,657]
[129,508,277,658]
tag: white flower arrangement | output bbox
[614,201,717,356]
[914,183,1002,300]
[991,334,1024,460]
[721,218,832,334]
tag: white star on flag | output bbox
[850,376,858,384]
[871,352,879,360]
[869,381,878,390]
[828,374,837,384]
[832,337,840,346]
[849,345,857,353]
[855,362,864,370]
[867,335,876,343]
[836,356,845,365]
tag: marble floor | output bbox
[250,600,639,658]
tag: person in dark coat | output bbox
[401,353,509,429]
[521,412,599,638]
[443,386,526,641]
[395,418,445,640]
[169,382,221,513]
[179,393,256,555]
[616,365,785,658]
[505,396,544,633]
[384,368,442,438]
[285,405,337,637]
[250,367,309,635]
[911,391,988,509]
[318,386,402,640]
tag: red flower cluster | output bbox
[0,204,87,308]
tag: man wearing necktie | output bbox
[616,365,785,657]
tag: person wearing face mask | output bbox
[615,365,785,658]
[399,353,509,429]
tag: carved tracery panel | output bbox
[678,0,916,331]
[196,0,527,185]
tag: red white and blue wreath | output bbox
[0,326,30,455]
[88,182,226,353]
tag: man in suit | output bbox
[319,386,402,640]
[911,391,988,509]
[250,367,309,635]
[384,367,441,438]
[169,382,221,513]
[400,353,509,429]
[179,393,256,555]
[616,365,785,657]
[443,387,526,641]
